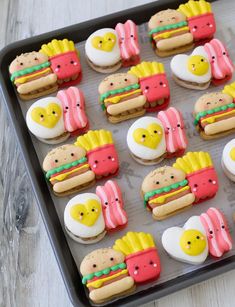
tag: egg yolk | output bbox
[180,229,206,256]
[187,55,209,76]
[229,147,235,161]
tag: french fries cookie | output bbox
[162,207,232,264]
[115,20,140,67]
[42,144,95,196]
[40,39,82,86]
[221,139,235,182]
[98,73,146,123]
[178,0,216,44]
[173,151,218,203]
[80,248,135,303]
[64,193,106,244]
[75,130,119,179]
[148,9,194,57]
[113,232,161,284]
[142,165,195,220]
[193,92,235,139]
[9,51,57,100]
[129,61,170,112]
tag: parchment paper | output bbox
[18,0,235,303]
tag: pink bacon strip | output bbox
[204,39,234,80]
[115,20,140,60]
[96,180,127,231]
[57,86,88,132]
[158,107,187,154]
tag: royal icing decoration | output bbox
[31,102,61,128]
[222,139,235,181]
[114,232,161,283]
[70,199,101,226]
[92,32,116,52]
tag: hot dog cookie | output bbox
[42,144,95,196]
[193,92,235,139]
[75,130,119,179]
[98,73,146,123]
[114,232,161,284]
[9,51,57,100]
[64,193,106,244]
[178,0,216,45]
[115,20,140,67]
[128,61,170,112]
[96,180,128,232]
[162,207,232,264]
[80,248,135,303]
[221,139,235,182]
[40,39,82,86]
[148,9,194,57]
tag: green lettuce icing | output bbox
[149,21,188,36]
[144,179,188,207]
[82,262,126,285]
[46,157,87,179]
[100,83,140,103]
[10,61,50,82]
[194,103,235,126]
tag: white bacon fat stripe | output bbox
[115,20,140,60]
[158,107,187,153]
[96,180,127,230]
[57,86,88,132]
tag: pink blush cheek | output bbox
[50,161,57,168]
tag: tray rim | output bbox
[1,0,234,306]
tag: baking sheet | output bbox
[17,1,235,302]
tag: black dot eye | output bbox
[55,159,58,163]
[156,181,160,185]
[212,56,215,60]
[209,230,213,234]
[167,127,170,130]
[91,208,95,212]
[172,17,176,19]
[80,212,84,216]
[201,58,204,62]
[108,156,112,159]
[135,266,139,270]
[124,78,128,81]
[57,65,61,68]
[159,20,163,23]
[70,60,74,64]
[130,34,134,38]
[219,99,223,102]
[99,40,102,43]
[71,153,74,157]
[77,104,80,107]
[52,111,56,114]
[222,225,225,229]
[20,62,24,66]
[194,184,198,187]
[104,202,108,205]
[207,23,210,26]
[196,236,200,239]
[115,198,118,201]
[94,160,98,164]
[65,106,69,110]
[40,114,44,118]
[194,26,198,29]
[209,179,213,183]
[110,257,114,261]
[149,261,153,265]
[159,82,163,85]
[206,102,211,105]
[171,175,174,179]
[223,52,226,55]
[177,124,181,127]
[108,38,111,41]
[145,86,149,90]
[142,134,146,138]
[154,130,157,133]
[34,57,38,61]
[187,241,191,245]
[110,82,113,86]
[93,264,97,268]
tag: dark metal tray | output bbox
[2,0,235,306]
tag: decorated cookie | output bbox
[96,180,128,232]
[64,193,106,244]
[222,139,235,182]
[204,39,234,85]
[173,151,218,203]
[26,97,69,144]
[158,107,188,158]
[85,28,121,73]
[42,144,95,196]
[57,86,89,136]
[162,216,208,265]
[114,232,161,283]
[148,9,194,57]
[142,166,195,220]
[40,39,82,86]
[129,61,170,112]
[178,0,216,44]
[127,116,166,165]
[80,248,135,304]
[200,207,232,257]
[115,20,140,67]
[193,92,235,139]
[9,52,57,100]
[223,81,235,100]
[171,46,211,90]
[98,73,146,123]
[75,130,119,179]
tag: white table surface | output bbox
[0,0,234,306]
